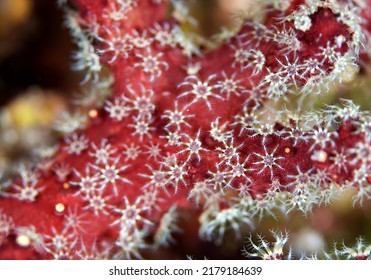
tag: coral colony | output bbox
[0,0,371,260]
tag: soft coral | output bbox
[0,0,370,259]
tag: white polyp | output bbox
[294,14,312,32]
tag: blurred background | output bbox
[0,0,370,259]
[0,0,78,184]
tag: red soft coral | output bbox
[0,0,370,259]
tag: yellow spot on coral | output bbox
[88,109,98,118]
[311,150,328,162]
[55,203,65,213]
[16,234,31,247]
[63,182,70,190]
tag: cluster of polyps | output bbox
[0,0,370,259]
